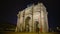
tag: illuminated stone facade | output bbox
[15,3,49,32]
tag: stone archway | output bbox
[25,17,31,32]
[34,21,39,32]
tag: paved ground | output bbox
[0,32,59,34]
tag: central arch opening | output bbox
[25,17,31,32]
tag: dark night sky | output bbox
[0,0,60,28]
